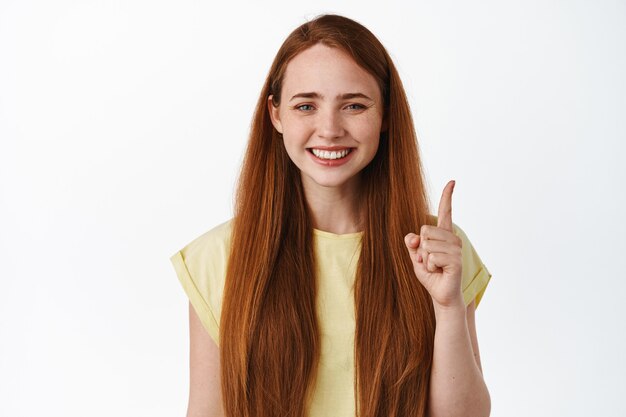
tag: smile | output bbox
[309,148,353,160]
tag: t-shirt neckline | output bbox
[312,228,363,240]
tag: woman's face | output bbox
[268,43,385,193]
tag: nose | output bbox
[316,108,345,140]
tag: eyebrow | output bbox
[289,92,374,102]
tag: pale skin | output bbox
[405,180,491,417]
[185,44,490,417]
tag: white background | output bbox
[1,1,624,416]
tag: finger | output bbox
[412,250,434,280]
[404,233,419,249]
[419,224,459,244]
[426,252,458,272]
[418,244,426,263]
[437,180,455,232]
[419,238,462,256]
[426,254,441,273]
[404,233,422,262]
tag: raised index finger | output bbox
[437,180,455,232]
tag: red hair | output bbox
[220,14,436,417]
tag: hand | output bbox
[404,180,464,310]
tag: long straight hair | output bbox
[220,14,436,417]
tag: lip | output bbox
[306,146,354,151]
[307,147,356,167]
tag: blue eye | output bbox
[346,104,365,110]
[296,104,314,111]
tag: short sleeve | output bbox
[169,219,233,345]
[452,222,492,309]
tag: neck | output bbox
[301,174,363,235]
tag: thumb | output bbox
[404,233,422,262]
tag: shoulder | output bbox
[184,217,233,249]
[173,219,232,285]
[170,217,234,301]
[170,218,235,344]
[177,218,234,263]
[172,219,232,280]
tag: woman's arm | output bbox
[404,181,491,417]
[187,302,224,417]
[427,300,490,417]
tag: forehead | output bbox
[281,43,381,100]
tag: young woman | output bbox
[170,14,492,417]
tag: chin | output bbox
[302,172,360,190]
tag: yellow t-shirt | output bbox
[170,216,492,416]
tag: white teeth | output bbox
[311,148,351,160]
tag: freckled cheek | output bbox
[282,119,316,138]
[350,119,382,143]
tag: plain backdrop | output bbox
[1,0,624,416]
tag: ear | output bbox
[267,95,283,134]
